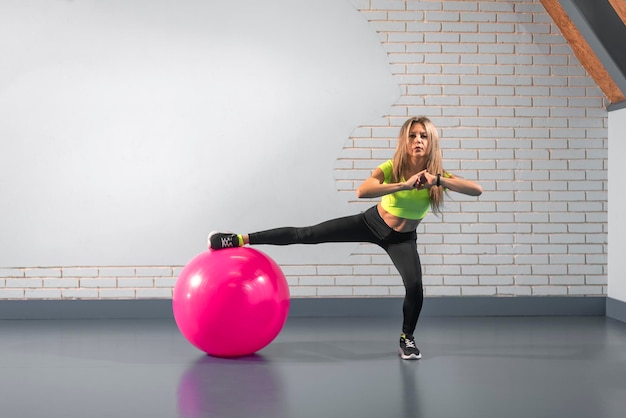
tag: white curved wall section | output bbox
[0,0,399,266]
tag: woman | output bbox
[208,116,482,360]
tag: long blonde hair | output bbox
[391,117,445,214]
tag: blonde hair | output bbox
[391,117,445,214]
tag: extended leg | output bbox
[248,213,376,246]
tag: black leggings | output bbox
[248,206,424,336]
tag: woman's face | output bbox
[407,123,429,159]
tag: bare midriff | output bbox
[377,203,422,233]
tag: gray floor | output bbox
[0,315,625,418]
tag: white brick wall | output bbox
[0,0,607,300]
[0,267,180,300]
[333,0,607,299]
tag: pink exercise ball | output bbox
[172,247,290,357]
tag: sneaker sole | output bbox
[207,231,218,249]
[398,348,422,360]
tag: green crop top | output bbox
[378,160,431,220]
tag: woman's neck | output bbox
[407,156,427,172]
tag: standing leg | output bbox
[386,239,424,336]
[385,237,424,360]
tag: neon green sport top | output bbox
[378,160,431,220]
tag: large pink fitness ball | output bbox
[172,247,290,357]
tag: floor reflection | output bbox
[399,359,424,418]
[177,354,291,418]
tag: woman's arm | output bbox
[440,174,482,196]
[356,168,421,199]
[416,170,483,196]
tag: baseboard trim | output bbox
[0,296,607,320]
[290,296,606,318]
[606,297,626,323]
[0,299,172,320]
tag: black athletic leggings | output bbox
[248,205,423,336]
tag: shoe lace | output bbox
[220,237,233,248]
[404,338,416,349]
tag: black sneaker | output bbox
[208,232,241,250]
[399,335,421,360]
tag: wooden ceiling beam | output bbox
[541,0,625,104]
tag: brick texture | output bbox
[0,0,607,300]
